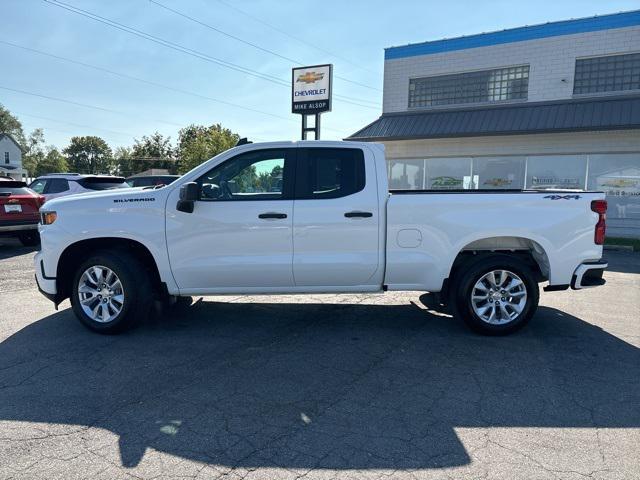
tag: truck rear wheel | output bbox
[451,255,539,335]
[70,250,153,334]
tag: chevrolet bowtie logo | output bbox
[296,72,324,84]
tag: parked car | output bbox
[0,178,45,246]
[29,174,130,202]
[126,175,179,188]
[35,141,608,335]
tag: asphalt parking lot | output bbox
[0,238,638,480]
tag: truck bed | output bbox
[384,189,605,291]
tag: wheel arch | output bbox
[56,237,165,301]
[445,236,551,294]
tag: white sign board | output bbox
[292,64,332,114]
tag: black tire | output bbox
[450,254,539,335]
[18,231,40,247]
[70,250,153,334]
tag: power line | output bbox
[0,40,300,124]
[0,40,343,136]
[15,111,134,138]
[18,119,128,146]
[43,0,290,86]
[14,106,271,144]
[213,0,379,76]
[0,84,184,128]
[42,0,380,110]
[149,0,382,96]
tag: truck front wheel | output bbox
[451,255,539,335]
[70,250,153,334]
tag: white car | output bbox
[35,141,608,335]
[28,174,130,202]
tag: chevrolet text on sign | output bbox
[292,64,333,114]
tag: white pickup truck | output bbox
[35,140,608,335]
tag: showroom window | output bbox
[473,157,526,189]
[574,52,640,95]
[408,65,529,108]
[525,155,588,190]
[587,154,640,221]
[388,159,424,189]
[425,158,473,190]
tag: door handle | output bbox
[259,212,287,219]
[344,211,373,218]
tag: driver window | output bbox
[198,150,287,201]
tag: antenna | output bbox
[236,138,252,146]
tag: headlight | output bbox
[41,211,57,225]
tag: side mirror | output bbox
[177,182,198,213]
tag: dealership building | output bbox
[349,10,640,237]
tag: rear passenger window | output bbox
[29,179,48,194]
[45,179,69,194]
[296,148,365,199]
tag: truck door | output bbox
[166,148,296,291]
[292,147,381,288]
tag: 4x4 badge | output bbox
[543,194,581,200]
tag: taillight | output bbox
[591,200,607,245]
[37,195,46,208]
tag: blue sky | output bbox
[2,0,639,150]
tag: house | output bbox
[0,133,27,180]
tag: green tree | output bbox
[113,146,136,177]
[64,136,113,174]
[177,124,239,174]
[35,147,68,176]
[22,129,46,177]
[0,103,26,147]
[256,165,283,192]
[130,132,176,175]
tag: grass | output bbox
[605,236,640,252]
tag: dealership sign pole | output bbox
[292,64,333,140]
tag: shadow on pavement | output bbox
[0,242,37,260]
[603,250,640,274]
[0,299,638,470]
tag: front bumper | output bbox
[571,260,608,290]
[34,250,57,296]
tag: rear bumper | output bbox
[0,219,38,234]
[571,260,607,290]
